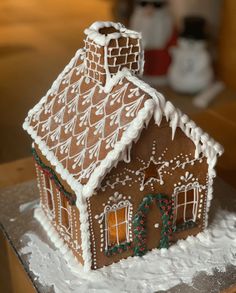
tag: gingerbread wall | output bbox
[88,119,209,269]
[34,153,84,264]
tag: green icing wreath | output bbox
[105,242,132,256]
[133,194,174,256]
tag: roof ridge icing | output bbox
[23,41,223,201]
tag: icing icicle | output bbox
[23,21,223,201]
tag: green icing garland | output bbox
[173,220,197,232]
[105,242,132,256]
[32,148,76,205]
[32,148,175,257]
[133,194,174,256]
[105,194,174,257]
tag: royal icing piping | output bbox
[23,21,224,271]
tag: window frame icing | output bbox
[173,182,199,228]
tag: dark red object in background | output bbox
[144,30,177,76]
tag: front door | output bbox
[146,198,162,251]
[133,194,173,256]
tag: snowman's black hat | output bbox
[180,16,207,40]
[136,0,168,8]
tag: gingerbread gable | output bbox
[23,21,223,200]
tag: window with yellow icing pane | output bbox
[106,206,129,247]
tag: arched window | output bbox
[104,201,131,249]
[173,183,199,227]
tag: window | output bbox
[60,193,72,234]
[42,173,55,220]
[174,184,199,226]
[44,176,54,212]
[105,203,130,249]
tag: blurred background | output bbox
[0,0,236,187]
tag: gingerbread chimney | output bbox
[84,22,144,87]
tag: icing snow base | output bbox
[34,208,83,270]
[21,209,236,293]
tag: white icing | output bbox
[87,198,97,268]
[21,209,236,292]
[137,158,167,191]
[76,195,92,271]
[34,208,80,269]
[101,174,132,192]
[23,22,224,271]
[84,34,143,89]
[95,192,133,252]
[173,182,200,224]
[23,37,223,203]
[84,21,141,47]
[36,165,85,262]
[19,199,39,213]
[95,198,132,251]
[82,98,155,198]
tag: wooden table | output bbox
[0,157,36,293]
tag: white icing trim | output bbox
[23,121,84,198]
[204,166,215,228]
[76,194,92,271]
[23,66,223,200]
[25,48,85,119]
[23,22,224,273]
[23,33,223,202]
[34,207,83,270]
[173,182,199,224]
[84,21,141,46]
[82,97,155,197]
[95,198,132,251]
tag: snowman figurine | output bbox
[130,0,177,86]
[168,16,213,94]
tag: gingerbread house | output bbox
[23,21,223,271]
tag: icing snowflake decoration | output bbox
[136,157,169,190]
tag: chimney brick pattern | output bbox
[84,35,143,86]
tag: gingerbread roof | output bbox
[23,22,223,199]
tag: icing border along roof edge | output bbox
[23,48,84,202]
[82,98,155,198]
[82,72,223,197]
[23,52,223,201]
[84,21,141,46]
[23,122,83,195]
